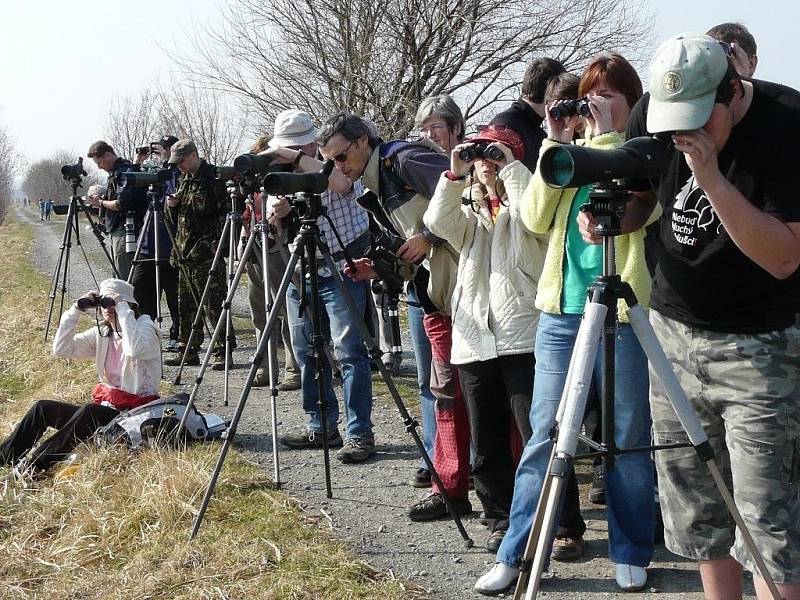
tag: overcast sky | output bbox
[2,0,798,167]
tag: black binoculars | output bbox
[77,295,117,311]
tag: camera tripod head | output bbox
[581,180,630,238]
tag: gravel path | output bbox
[19,204,757,599]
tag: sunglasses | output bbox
[332,140,354,163]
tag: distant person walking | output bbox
[44,199,54,221]
[38,198,45,221]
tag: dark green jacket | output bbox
[166,160,227,265]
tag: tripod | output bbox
[171,187,240,405]
[44,179,118,341]
[127,184,215,368]
[513,184,780,599]
[178,187,474,547]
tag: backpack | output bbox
[95,393,228,450]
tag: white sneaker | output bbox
[615,564,647,591]
[475,562,519,596]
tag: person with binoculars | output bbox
[423,124,548,551]
[476,52,656,594]
[0,279,160,478]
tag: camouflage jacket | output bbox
[166,160,227,265]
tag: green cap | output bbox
[168,139,197,164]
[647,33,729,133]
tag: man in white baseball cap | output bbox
[580,32,800,599]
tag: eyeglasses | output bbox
[419,123,447,135]
[332,141,354,163]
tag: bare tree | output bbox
[154,78,249,165]
[173,0,653,138]
[103,91,160,161]
[0,125,22,224]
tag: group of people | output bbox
[5,21,799,600]
[38,197,54,221]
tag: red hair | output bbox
[579,53,643,111]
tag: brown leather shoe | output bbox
[551,536,585,561]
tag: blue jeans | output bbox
[497,312,655,568]
[286,275,373,439]
[406,287,436,466]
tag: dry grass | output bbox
[0,215,424,599]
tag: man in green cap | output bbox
[164,139,236,369]
[580,32,800,600]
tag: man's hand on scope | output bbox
[86,194,103,209]
[257,147,297,165]
[577,211,602,245]
[344,258,378,282]
[269,195,292,219]
[397,233,432,263]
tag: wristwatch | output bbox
[293,150,305,167]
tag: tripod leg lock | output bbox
[519,558,533,574]
[693,440,715,462]
[550,456,571,477]
[403,416,419,433]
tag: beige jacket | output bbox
[423,161,548,364]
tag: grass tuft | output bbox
[0,213,425,599]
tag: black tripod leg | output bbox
[173,219,232,385]
[321,253,474,547]
[189,247,303,539]
[44,199,75,341]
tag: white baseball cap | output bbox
[647,33,729,133]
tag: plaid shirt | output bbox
[289,180,369,275]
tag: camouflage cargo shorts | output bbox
[649,310,800,582]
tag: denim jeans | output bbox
[497,312,655,568]
[406,287,436,466]
[286,275,373,439]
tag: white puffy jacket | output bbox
[52,302,161,397]
[423,162,548,365]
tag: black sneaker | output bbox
[336,437,376,463]
[407,492,472,522]
[281,429,343,449]
[409,467,432,488]
[589,464,606,505]
[487,528,506,553]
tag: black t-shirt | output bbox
[627,80,800,333]
[490,99,546,172]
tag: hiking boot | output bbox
[211,352,234,371]
[336,437,376,463]
[407,492,472,522]
[551,535,585,561]
[281,428,343,449]
[278,372,301,391]
[589,464,606,505]
[165,352,199,366]
[253,367,271,387]
[486,528,506,553]
[409,467,432,488]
